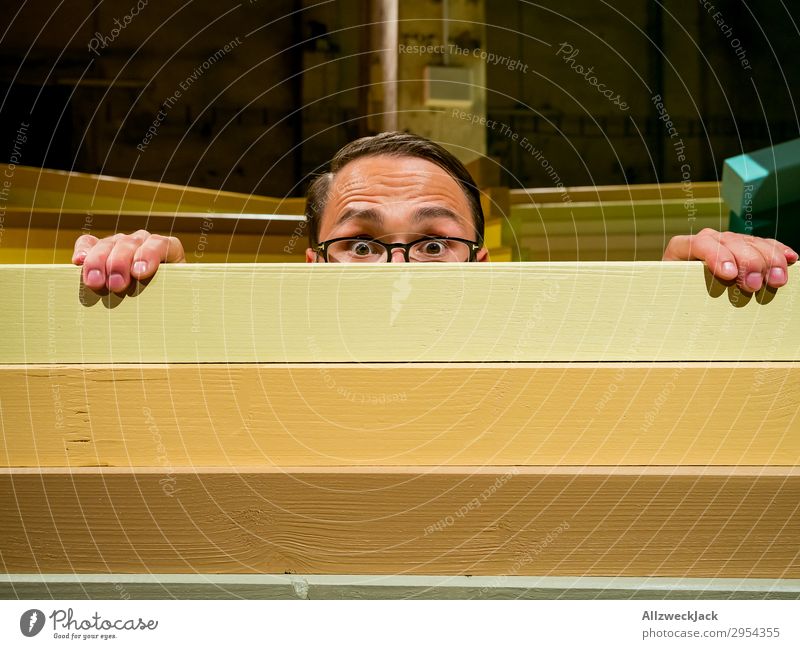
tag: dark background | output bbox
[2,0,798,195]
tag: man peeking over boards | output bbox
[72,131,798,291]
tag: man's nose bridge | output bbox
[390,247,407,263]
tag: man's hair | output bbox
[305,131,485,248]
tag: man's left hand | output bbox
[663,228,798,291]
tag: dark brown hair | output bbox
[305,131,484,248]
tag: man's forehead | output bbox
[327,155,469,208]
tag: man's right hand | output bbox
[72,230,186,292]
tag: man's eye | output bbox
[422,240,445,255]
[348,240,378,256]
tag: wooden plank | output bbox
[2,263,798,363]
[511,197,724,221]
[510,182,721,204]
[1,207,307,235]
[7,166,306,214]
[483,217,503,249]
[1,466,798,577]
[0,226,305,264]
[2,573,799,600]
[515,216,724,236]
[514,234,712,260]
[2,362,798,467]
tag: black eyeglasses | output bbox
[314,236,482,263]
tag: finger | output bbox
[663,229,739,281]
[82,238,116,289]
[716,232,775,292]
[72,234,99,265]
[743,237,792,288]
[105,236,146,292]
[131,235,186,280]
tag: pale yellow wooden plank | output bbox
[2,362,797,467]
[1,263,797,362]
[1,466,797,577]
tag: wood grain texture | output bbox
[3,574,799,600]
[2,363,798,467]
[3,262,798,363]
[1,466,798,577]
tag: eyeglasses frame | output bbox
[313,235,482,263]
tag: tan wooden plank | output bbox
[2,363,797,468]
[2,263,798,363]
[1,466,797,577]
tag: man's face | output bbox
[305,154,489,263]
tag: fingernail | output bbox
[87,269,103,285]
[108,272,125,291]
[722,261,736,276]
[133,261,147,275]
[786,248,799,260]
[746,272,763,290]
[769,267,786,283]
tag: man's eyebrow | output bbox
[336,208,383,226]
[411,206,464,223]
[335,206,464,226]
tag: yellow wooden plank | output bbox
[511,197,724,221]
[8,166,306,214]
[486,246,513,262]
[2,466,797,577]
[516,216,724,236]
[2,207,306,234]
[510,181,721,204]
[1,263,797,362]
[515,247,669,261]
[2,362,797,468]
[0,226,305,264]
[514,234,721,261]
[483,217,503,249]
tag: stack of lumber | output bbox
[1,261,798,598]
